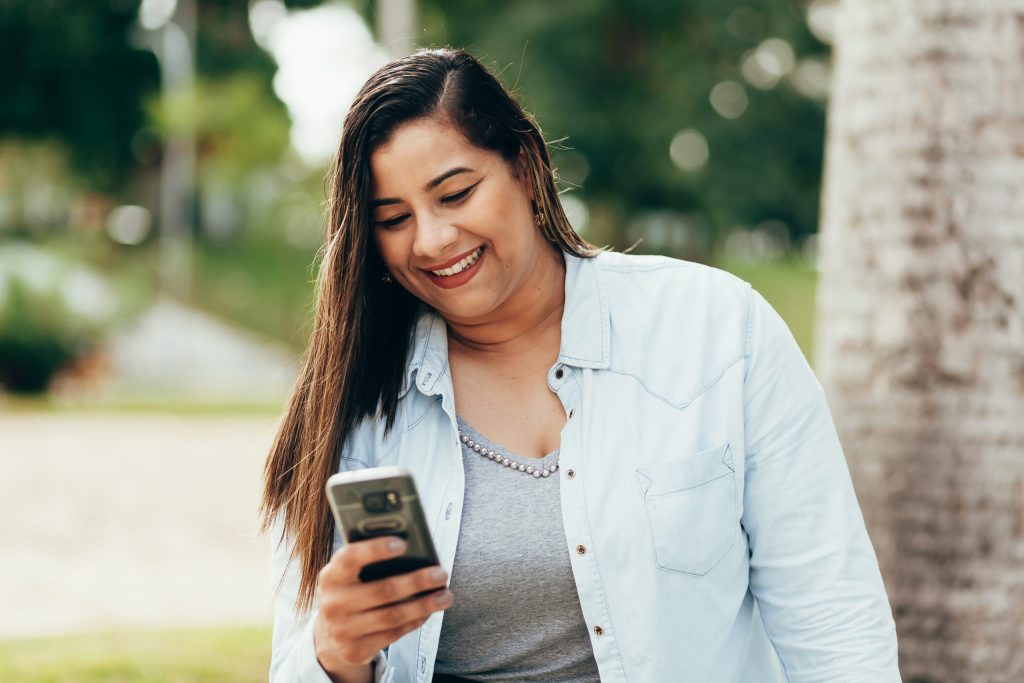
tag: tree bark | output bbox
[815,2,1024,682]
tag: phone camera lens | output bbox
[363,493,386,513]
[363,491,402,514]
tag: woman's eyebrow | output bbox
[425,166,473,190]
[370,167,475,209]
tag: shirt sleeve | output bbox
[268,512,391,683]
[740,287,901,682]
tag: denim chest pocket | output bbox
[635,443,738,575]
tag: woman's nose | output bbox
[412,212,459,261]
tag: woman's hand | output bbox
[313,536,453,679]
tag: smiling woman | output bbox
[369,117,564,317]
[260,48,900,683]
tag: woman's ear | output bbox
[515,148,535,201]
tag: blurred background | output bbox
[0,0,827,411]
[2,1,1018,682]
[0,0,828,677]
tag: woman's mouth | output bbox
[428,246,483,276]
[423,246,485,289]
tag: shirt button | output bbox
[593,625,604,636]
[555,368,564,379]
[576,544,587,555]
[568,409,575,419]
[566,468,575,479]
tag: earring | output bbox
[381,273,393,284]
[534,211,546,226]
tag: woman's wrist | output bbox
[320,658,373,683]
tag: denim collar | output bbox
[400,250,610,398]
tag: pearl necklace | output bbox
[458,431,559,479]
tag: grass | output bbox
[0,626,271,683]
[189,240,318,352]
[713,256,819,363]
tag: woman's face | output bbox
[369,117,551,323]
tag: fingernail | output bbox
[429,567,447,582]
[388,538,406,552]
[434,590,453,605]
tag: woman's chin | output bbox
[429,290,501,324]
[434,301,489,323]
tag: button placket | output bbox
[554,369,623,676]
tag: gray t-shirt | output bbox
[432,416,601,682]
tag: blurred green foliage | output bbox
[0,279,82,393]
[148,74,291,184]
[0,0,293,204]
[0,0,158,193]
[407,0,829,255]
[0,139,78,236]
[1,0,827,249]
[0,247,124,394]
[0,1,824,367]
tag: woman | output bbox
[262,48,900,683]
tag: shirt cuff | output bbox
[370,650,390,682]
[295,617,391,683]
[294,617,334,683]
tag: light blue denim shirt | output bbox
[269,250,901,683]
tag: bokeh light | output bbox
[669,129,710,172]
[710,80,749,120]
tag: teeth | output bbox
[431,247,482,277]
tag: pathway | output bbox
[0,413,281,638]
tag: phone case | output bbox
[326,466,441,582]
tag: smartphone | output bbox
[326,466,441,583]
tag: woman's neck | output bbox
[445,246,565,364]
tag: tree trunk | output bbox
[815,2,1024,682]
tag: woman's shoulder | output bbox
[592,249,747,282]
[587,250,752,310]
[574,250,756,409]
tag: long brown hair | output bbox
[260,47,598,611]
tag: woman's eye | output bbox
[376,214,408,229]
[442,185,476,204]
